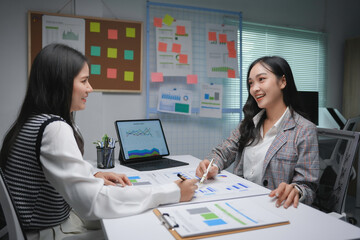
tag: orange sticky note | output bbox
[108,29,118,40]
[228,69,236,78]
[228,50,237,58]
[208,32,217,41]
[151,72,164,82]
[179,54,188,64]
[158,42,167,52]
[172,43,181,53]
[227,41,235,51]
[187,74,198,84]
[176,25,186,35]
[107,68,117,79]
[153,17,162,27]
[219,34,227,43]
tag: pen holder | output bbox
[97,147,115,169]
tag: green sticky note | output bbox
[90,22,100,32]
[124,71,134,81]
[107,48,117,58]
[91,64,101,75]
[90,46,101,56]
[124,50,134,60]
[163,14,174,26]
[126,28,135,38]
[175,103,189,113]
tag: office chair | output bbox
[0,168,26,240]
[314,128,360,220]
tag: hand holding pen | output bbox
[195,158,219,185]
[175,173,198,202]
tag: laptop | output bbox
[114,119,189,171]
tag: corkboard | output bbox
[28,11,143,92]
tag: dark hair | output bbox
[0,44,88,169]
[238,56,306,153]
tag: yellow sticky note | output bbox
[163,14,174,26]
[126,28,136,38]
[90,22,100,32]
[124,71,134,81]
[107,48,117,58]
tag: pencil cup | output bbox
[97,147,115,169]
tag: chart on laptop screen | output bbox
[117,120,169,159]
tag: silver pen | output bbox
[199,158,214,185]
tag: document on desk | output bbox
[154,197,289,239]
[123,167,270,204]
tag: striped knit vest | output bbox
[4,114,71,231]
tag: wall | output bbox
[1,0,360,160]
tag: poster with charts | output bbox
[157,87,192,115]
[155,197,289,238]
[199,83,223,118]
[42,15,85,54]
[155,19,192,76]
[206,23,238,78]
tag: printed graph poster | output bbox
[155,19,192,76]
[200,83,223,119]
[157,87,192,115]
[206,24,239,78]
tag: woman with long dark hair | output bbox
[0,43,197,239]
[196,56,319,208]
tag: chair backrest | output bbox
[343,115,360,131]
[0,168,26,240]
[314,128,360,214]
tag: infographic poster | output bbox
[157,87,192,115]
[199,83,223,118]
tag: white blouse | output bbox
[40,121,180,220]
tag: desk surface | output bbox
[95,155,360,240]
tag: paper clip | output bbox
[161,213,179,229]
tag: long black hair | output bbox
[238,56,306,153]
[0,44,88,169]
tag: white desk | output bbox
[95,155,360,240]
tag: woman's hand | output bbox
[269,182,301,208]
[94,172,132,187]
[195,159,219,180]
[175,179,198,202]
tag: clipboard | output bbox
[153,198,290,240]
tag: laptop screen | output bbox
[115,119,170,163]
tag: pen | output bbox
[199,158,214,185]
[177,173,187,181]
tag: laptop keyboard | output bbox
[123,158,188,171]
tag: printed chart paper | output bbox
[155,19,192,76]
[199,83,223,118]
[42,15,85,54]
[206,23,238,78]
[157,87,192,115]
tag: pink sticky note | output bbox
[227,41,235,51]
[107,68,117,79]
[227,69,236,78]
[172,43,181,53]
[151,72,164,82]
[108,29,118,40]
[153,17,162,27]
[187,74,198,84]
[208,32,217,41]
[176,25,186,35]
[228,50,236,58]
[179,54,188,64]
[158,42,167,52]
[219,34,227,43]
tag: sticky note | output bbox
[124,71,134,81]
[187,74,198,84]
[91,64,101,75]
[90,46,101,56]
[176,25,186,35]
[228,50,236,58]
[227,69,235,78]
[107,48,117,58]
[163,14,174,26]
[90,22,100,32]
[208,32,217,41]
[219,34,227,43]
[126,28,135,38]
[179,54,188,64]
[124,50,134,60]
[151,72,164,82]
[158,42,167,52]
[107,68,117,79]
[108,29,118,40]
[153,17,162,27]
[172,43,181,53]
[227,41,235,51]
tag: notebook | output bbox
[114,119,189,171]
